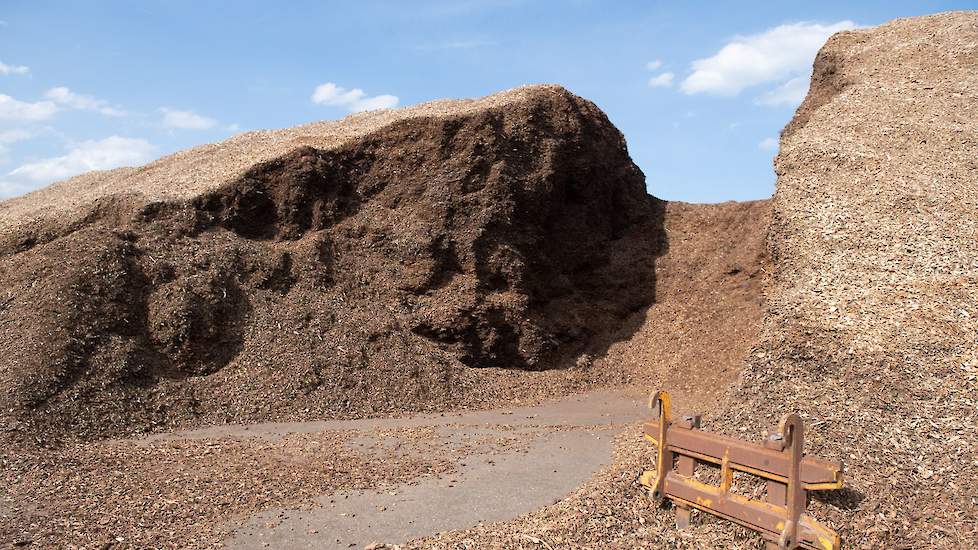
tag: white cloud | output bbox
[680,21,856,98]
[648,72,675,88]
[646,59,663,71]
[0,61,29,76]
[759,137,779,152]
[0,129,34,164]
[8,136,155,183]
[0,94,59,121]
[0,129,33,144]
[44,87,126,116]
[351,94,400,111]
[0,179,38,199]
[311,82,399,113]
[0,88,127,122]
[756,76,810,106]
[160,107,218,130]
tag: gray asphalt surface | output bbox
[150,390,647,549]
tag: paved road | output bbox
[155,390,648,549]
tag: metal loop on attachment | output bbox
[777,413,805,550]
[648,390,672,423]
[647,390,673,503]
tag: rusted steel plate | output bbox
[644,421,843,489]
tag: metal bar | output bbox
[643,421,842,488]
[675,414,700,529]
[778,413,807,549]
[647,391,673,503]
[765,435,787,550]
[640,390,843,550]
[659,471,840,550]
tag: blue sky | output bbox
[0,1,972,202]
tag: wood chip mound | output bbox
[0,75,772,450]
[718,11,978,548]
[0,84,668,444]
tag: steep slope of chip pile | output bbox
[720,11,978,547]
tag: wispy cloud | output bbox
[758,137,779,152]
[0,179,38,199]
[0,129,34,144]
[648,72,675,88]
[645,59,674,89]
[0,60,30,76]
[0,94,59,121]
[1,88,128,122]
[680,21,857,105]
[0,129,34,164]
[160,107,218,130]
[45,87,127,116]
[7,136,156,184]
[311,82,399,113]
[756,76,810,106]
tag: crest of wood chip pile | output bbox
[0,86,594,251]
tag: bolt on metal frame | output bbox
[639,390,844,550]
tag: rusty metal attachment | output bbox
[640,390,844,550]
